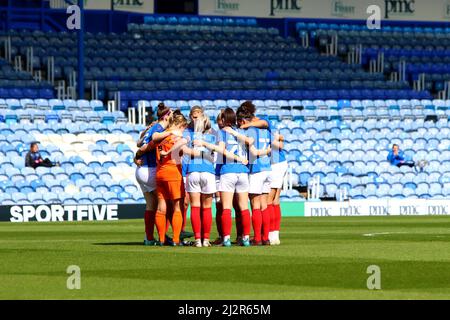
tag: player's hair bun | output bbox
[240,100,256,115]
[157,102,171,120]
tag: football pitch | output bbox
[1,216,450,300]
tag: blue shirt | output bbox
[246,127,272,174]
[255,116,286,164]
[186,130,216,175]
[387,150,405,166]
[181,129,192,177]
[141,123,164,168]
[217,129,249,175]
[213,129,222,176]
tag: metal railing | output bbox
[325,33,338,56]
[14,55,22,71]
[347,44,362,65]
[300,32,309,48]
[47,56,55,85]
[307,176,321,200]
[438,81,450,99]
[3,37,12,62]
[90,81,98,100]
[107,100,116,113]
[413,73,426,91]
[25,47,34,74]
[68,70,77,99]
[337,188,349,202]
[398,60,406,82]
[56,80,66,99]
[369,51,384,73]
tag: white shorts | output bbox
[186,172,216,194]
[270,161,288,189]
[248,171,272,195]
[135,166,157,193]
[219,173,249,193]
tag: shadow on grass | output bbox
[94,242,143,246]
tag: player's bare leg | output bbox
[143,191,157,246]
[180,192,194,241]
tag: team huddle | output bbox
[134,101,288,247]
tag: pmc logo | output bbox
[445,0,450,18]
[384,0,415,19]
[270,0,302,16]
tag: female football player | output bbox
[153,110,187,246]
[235,103,272,245]
[238,101,286,245]
[135,103,173,245]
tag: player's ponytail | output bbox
[169,110,188,128]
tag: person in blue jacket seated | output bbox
[387,144,415,168]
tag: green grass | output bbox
[1,216,450,299]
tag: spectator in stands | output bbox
[387,144,415,168]
[25,142,58,169]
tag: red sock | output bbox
[261,207,270,242]
[202,207,212,240]
[216,201,223,238]
[221,208,232,238]
[274,204,282,231]
[190,206,201,240]
[240,209,251,237]
[268,204,275,232]
[144,210,155,241]
[235,208,243,238]
[252,209,262,242]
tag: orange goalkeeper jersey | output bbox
[156,132,183,181]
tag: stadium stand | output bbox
[0,57,54,99]
[0,15,449,205]
[1,18,430,111]
[298,22,450,96]
[0,97,449,205]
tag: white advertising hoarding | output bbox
[51,0,154,13]
[304,199,450,217]
[112,0,154,13]
[199,0,450,22]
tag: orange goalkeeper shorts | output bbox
[156,179,185,200]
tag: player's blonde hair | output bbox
[189,105,204,119]
[194,114,211,134]
[169,110,188,128]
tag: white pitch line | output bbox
[363,232,408,237]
